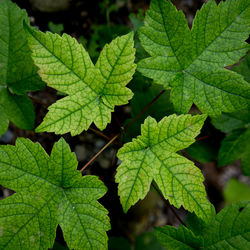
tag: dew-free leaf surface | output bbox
[0,138,110,250]
[0,0,44,136]
[218,128,250,176]
[116,114,213,222]
[138,0,250,116]
[155,202,250,249]
[24,23,136,136]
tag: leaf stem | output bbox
[124,90,166,132]
[80,90,166,171]
[80,134,119,173]
[89,127,112,141]
[152,182,186,226]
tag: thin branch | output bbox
[124,90,166,131]
[80,134,120,173]
[89,127,112,141]
[152,182,186,226]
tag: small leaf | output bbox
[0,88,35,130]
[231,53,250,83]
[0,138,110,249]
[24,23,136,135]
[116,114,213,222]
[218,128,250,169]
[223,178,250,205]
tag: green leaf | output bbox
[0,138,110,249]
[231,53,250,83]
[48,21,64,35]
[223,178,250,205]
[155,202,250,249]
[154,225,202,249]
[0,0,44,136]
[211,109,250,133]
[24,23,136,135]
[0,105,9,136]
[218,128,250,176]
[0,88,35,130]
[123,79,174,142]
[116,114,213,222]
[134,231,165,250]
[203,202,250,249]
[0,0,44,94]
[138,0,250,116]
[185,140,217,163]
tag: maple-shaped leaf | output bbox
[137,0,250,116]
[0,0,44,137]
[115,114,213,222]
[155,202,250,249]
[0,138,110,250]
[24,23,136,136]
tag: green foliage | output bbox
[48,21,64,35]
[137,0,250,116]
[212,108,250,176]
[218,128,250,175]
[0,138,110,249]
[185,140,217,163]
[231,53,250,83]
[87,24,130,63]
[0,0,250,249]
[223,178,250,204]
[0,0,44,137]
[155,202,250,249]
[116,114,213,222]
[211,109,250,133]
[24,23,136,135]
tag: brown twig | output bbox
[89,127,112,141]
[80,134,120,173]
[124,90,166,132]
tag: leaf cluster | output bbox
[0,0,249,249]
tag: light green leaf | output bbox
[223,178,250,205]
[0,192,58,250]
[0,0,44,94]
[24,23,136,135]
[116,114,213,222]
[138,0,250,116]
[155,202,250,249]
[0,138,110,250]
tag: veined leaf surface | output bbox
[116,114,213,222]
[138,0,250,116]
[0,138,110,250]
[24,23,136,135]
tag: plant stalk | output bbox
[80,134,119,172]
